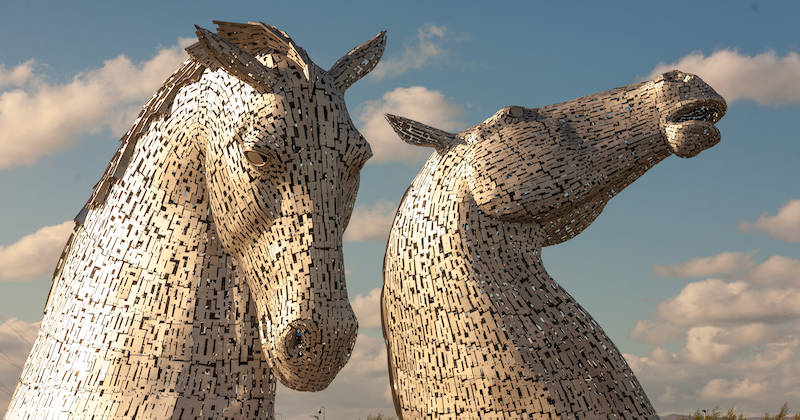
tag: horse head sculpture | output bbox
[388,70,725,244]
[7,21,384,419]
[190,22,384,390]
[381,71,725,419]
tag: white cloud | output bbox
[0,318,39,412]
[735,336,800,372]
[645,49,800,105]
[344,200,397,243]
[739,199,800,243]
[653,251,755,278]
[656,278,800,326]
[0,60,35,89]
[626,349,800,416]
[745,255,800,285]
[0,221,74,282]
[698,378,768,401]
[678,324,783,365]
[629,320,685,344]
[351,287,383,329]
[356,86,464,164]
[274,333,393,420]
[370,23,451,80]
[0,38,193,170]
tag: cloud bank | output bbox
[356,86,464,164]
[0,38,192,170]
[0,221,74,282]
[645,49,800,105]
[629,227,800,415]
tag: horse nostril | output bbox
[285,326,305,358]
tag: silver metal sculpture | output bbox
[6,21,385,419]
[382,71,726,419]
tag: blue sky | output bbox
[1,0,799,417]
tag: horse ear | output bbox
[385,114,456,150]
[190,26,279,93]
[328,31,387,93]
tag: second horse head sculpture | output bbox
[382,71,725,419]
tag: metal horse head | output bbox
[189,22,384,390]
[380,72,725,418]
[387,70,725,245]
[5,22,386,418]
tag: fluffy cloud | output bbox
[745,255,800,285]
[645,49,800,105]
[344,200,397,243]
[351,287,383,329]
[629,320,685,344]
[0,221,74,282]
[370,23,452,80]
[626,348,800,416]
[0,318,39,411]
[698,378,768,401]
[656,278,800,325]
[653,251,755,278]
[629,246,800,414]
[356,86,464,163]
[274,333,393,420]
[0,38,192,170]
[678,324,784,365]
[739,199,800,243]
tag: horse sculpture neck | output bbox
[7,62,276,419]
[384,130,658,420]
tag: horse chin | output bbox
[664,121,721,158]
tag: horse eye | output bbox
[244,150,269,167]
[507,106,525,118]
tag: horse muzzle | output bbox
[663,97,727,158]
[267,313,358,391]
[656,71,727,158]
[254,242,359,391]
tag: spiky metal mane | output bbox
[214,21,312,69]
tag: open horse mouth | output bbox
[664,98,727,158]
[668,99,726,125]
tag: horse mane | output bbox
[77,22,291,223]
